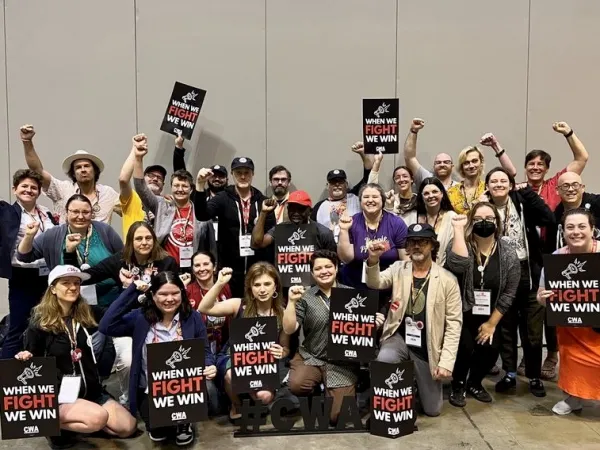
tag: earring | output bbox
[272,292,278,299]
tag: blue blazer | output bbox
[0,201,56,279]
[98,284,215,417]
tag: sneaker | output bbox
[148,429,168,442]
[529,379,546,398]
[468,385,493,403]
[449,384,467,408]
[495,375,516,393]
[175,424,194,446]
[552,396,583,416]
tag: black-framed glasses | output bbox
[558,182,582,192]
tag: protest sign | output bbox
[543,253,600,327]
[362,98,399,154]
[275,223,317,287]
[230,317,279,394]
[0,357,59,440]
[327,288,378,362]
[160,81,206,140]
[147,339,207,428]
[370,361,415,439]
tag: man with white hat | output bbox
[20,124,120,225]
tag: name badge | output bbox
[333,225,340,244]
[81,285,97,306]
[180,246,193,267]
[239,234,255,257]
[38,264,50,277]
[405,317,422,347]
[58,375,81,404]
[473,289,491,316]
[361,260,367,284]
[212,221,219,241]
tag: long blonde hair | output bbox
[457,146,485,179]
[242,262,284,328]
[30,284,97,334]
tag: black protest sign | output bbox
[160,81,207,140]
[230,316,279,394]
[543,253,600,327]
[327,288,378,363]
[0,357,59,440]
[362,98,399,154]
[147,339,207,428]
[369,360,415,439]
[275,223,317,287]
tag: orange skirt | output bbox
[557,327,600,400]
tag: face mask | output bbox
[473,220,496,238]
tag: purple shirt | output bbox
[342,211,407,288]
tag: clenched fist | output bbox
[552,121,572,136]
[479,133,499,148]
[262,198,276,213]
[288,285,305,303]
[25,221,40,237]
[65,233,82,253]
[351,142,364,154]
[338,214,353,231]
[452,214,468,229]
[20,125,35,141]
[196,168,214,184]
[217,267,233,285]
[132,134,148,157]
[410,118,425,133]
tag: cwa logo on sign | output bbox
[250,380,263,388]
[16,363,43,386]
[387,428,399,436]
[290,277,302,284]
[344,350,357,358]
[345,294,367,313]
[245,322,267,342]
[165,346,191,369]
[23,426,39,434]
[171,412,187,421]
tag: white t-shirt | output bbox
[11,204,55,268]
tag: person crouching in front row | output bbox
[16,265,137,449]
[99,271,217,446]
[365,223,463,417]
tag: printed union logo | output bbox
[17,362,43,386]
[23,426,39,434]
[373,102,390,118]
[344,349,357,358]
[245,321,267,342]
[250,380,263,388]
[171,412,187,421]
[568,317,582,324]
[388,427,400,435]
[290,277,302,284]
[288,228,307,245]
[385,367,405,389]
[165,345,191,369]
[345,294,367,313]
[376,146,385,152]
[562,258,586,280]
[181,91,198,103]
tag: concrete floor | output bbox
[2,354,600,449]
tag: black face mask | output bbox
[473,220,496,238]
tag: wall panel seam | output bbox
[3,0,10,197]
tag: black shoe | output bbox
[46,434,75,449]
[449,384,467,408]
[468,385,493,403]
[529,379,547,398]
[495,375,517,393]
[175,424,194,446]
[148,428,169,443]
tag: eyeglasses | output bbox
[271,177,289,183]
[145,173,163,181]
[67,209,92,217]
[558,182,582,192]
[434,160,452,166]
[407,238,430,247]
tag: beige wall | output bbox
[1,0,599,314]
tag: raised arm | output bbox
[173,133,187,172]
[132,136,159,215]
[479,133,517,177]
[336,214,355,264]
[198,268,241,317]
[553,121,588,175]
[17,222,42,261]
[119,135,146,202]
[20,125,51,190]
[349,142,375,196]
[98,283,142,337]
[282,286,305,335]
[367,150,383,185]
[403,118,425,176]
[193,168,220,221]
[365,241,394,290]
[252,199,276,248]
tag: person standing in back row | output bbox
[195,158,276,297]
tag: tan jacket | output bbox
[366,260,462,374]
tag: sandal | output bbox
[541,357,558,380]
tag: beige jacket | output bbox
[366,260,462,374]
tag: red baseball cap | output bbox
[288,190,312,207]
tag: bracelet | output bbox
[565,129,574,138]
[410,129,418,134]
[494,149,505,158]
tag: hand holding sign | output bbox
[65,233,82,253]
[537,289,554,306]
[269,343,284,359]
[552,121,572,136]
[288,285,305,303]
[20,124,36,141]
[376,312,385,329]
[14,351,33,361]
[175,131,184,149]
[262,198,276,213]
[217,268,233,285]
[178,273,192,287]
[204,365,217,380]
[410,118,425,133]
[25,221,40,237]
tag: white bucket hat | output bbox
[48,265,91,286]
[62,150,105,175]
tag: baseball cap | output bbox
[48,265,91,286]
[211,164,228,177]
[231,157,255,171]
[288,190,312,207]
[144,165,167,180]
[406,223,437,241]
[327,169,347,182]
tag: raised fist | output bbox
[351,142,364,154]
[132,133,148,157]
[20,124,35,141]
[367,240,387,260]
[262,198,276,213]
[552,122,572,136]
[452,214,468,229]
[338,214,353,231]
[196,168,214,184]
[25,221,40,237]
[479,133,499,148]
[217,267,233,285]
[410,118,425,132]
[288,285,305,303]
[65,233,82,253]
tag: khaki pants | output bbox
[288,353,355,423]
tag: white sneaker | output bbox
[175,424,194,446]
[552,396,583,415]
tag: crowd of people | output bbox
[0,118,599,448]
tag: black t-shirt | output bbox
[472,247,501,315]
[399,275,429,362]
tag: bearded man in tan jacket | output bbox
[366,223,462,416]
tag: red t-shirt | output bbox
[533,167,567,211]
[164,204,194,264]
[186,282,232,354]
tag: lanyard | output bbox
[235,200,257,235]
[460,182,480,211]
[497,200,512,237]
[70,226,92,265]
[421,210,442,231]
[407,271,431,317]
[476,242,497,289]
[275,200,287,223]
[175,204,194,245]
[364,213,382,237]
[152,320,183,344]
[65,320,80,375]
[76,188,101,216]
[23,206,47,233]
